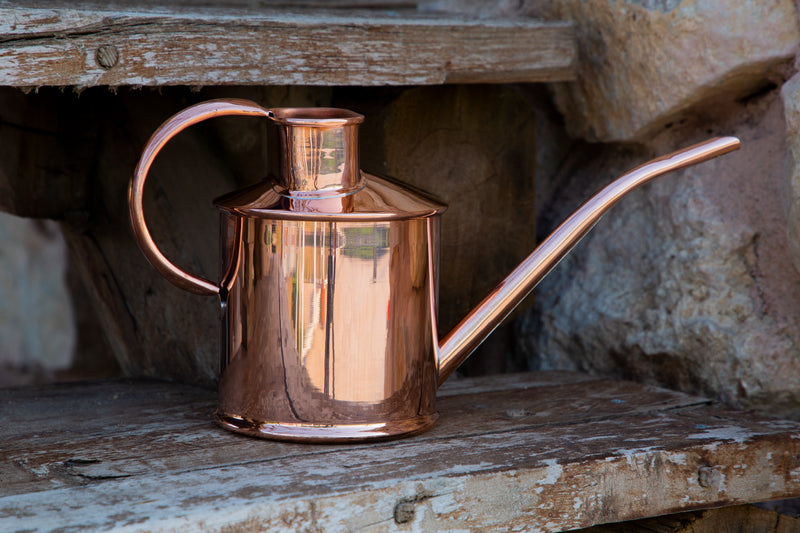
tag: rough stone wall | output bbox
[513,0,800,420]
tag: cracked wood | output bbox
[0,2,576,87]
[2,371,800,532]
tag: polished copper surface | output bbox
[129,99,271,296]
[216,215,439,441]
[214,411,439,443]
[131,99,443,441]
[269,107,364,199]
[214,172,447,222]
[129,97,741,442]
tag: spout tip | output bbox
[718,136,742,151]
[656,135,742,172]
[695,136,741,154]
[710,136,742,154]
[708,136,742,159]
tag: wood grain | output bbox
[0,2,576,87]
[2,372,799,532]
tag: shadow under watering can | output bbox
[129,99,740,442]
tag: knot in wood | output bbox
[96,45,119,69]
[394,501,416,524]
[698,466,721,489]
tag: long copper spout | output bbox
[436,136,741,386]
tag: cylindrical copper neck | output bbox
[269,108,364,198]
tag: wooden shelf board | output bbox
[0,1,576,87]
[2,371,799,532]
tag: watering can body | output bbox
[129,99,740,442]
[214,177,444,441]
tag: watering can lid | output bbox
[214,171,447,222]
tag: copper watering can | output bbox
[129,99,740,442]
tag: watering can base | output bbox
[213,410,439,443]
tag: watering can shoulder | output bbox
[213,171,447,222]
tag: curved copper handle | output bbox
[128,99,271,295]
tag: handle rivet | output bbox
[96,45,119,69]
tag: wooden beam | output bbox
[2,372,799,531]
[0,2,576,87]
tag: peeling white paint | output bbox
[687,426,753,443]
[27,463,50,477]
[573,497,583,511]
[580,434,615,442]
[533,459,563,495]
[669,453,688,465]
[421,462,495,478]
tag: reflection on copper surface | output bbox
[129,99,272,295]
[271,107,363,197]
[214,170,445,222]
[130,98,741,442]
[216,216,438,440]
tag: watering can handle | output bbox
[128,99,271,296]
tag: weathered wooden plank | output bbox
[2,372,705,498]
[0,1,576,87]
[2,372,799,532]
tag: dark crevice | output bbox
[84,232,139,334]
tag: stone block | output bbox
[536,0,799,142]
[521,89,800,419]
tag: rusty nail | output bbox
[96,45,119,69]
[394,501,415,524]
[697,466,721,489]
